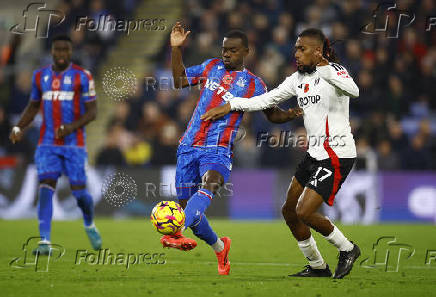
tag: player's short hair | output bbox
[52,35,72,44]
[298,28,339,62]
[224,30,248,48]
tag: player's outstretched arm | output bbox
[171,22,191,89]
[9,100,41,144]
[201,76,296,121]
[55,101,97,139]
[263,106,303,123]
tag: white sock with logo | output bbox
[211,238,224,253]
[297,236,326,269]
[324,225,354,252]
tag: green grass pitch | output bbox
[1,219,435,297]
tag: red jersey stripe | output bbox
[218,77,256,146]
[73,72,84,146]
[193,71,237,146]
[179,59,220,144]
[323,117,342,206]
[52,74,64,145]
[36,71,45,145]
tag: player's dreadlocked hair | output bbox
[298,28,339,63]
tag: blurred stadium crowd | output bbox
[1,0,436,171]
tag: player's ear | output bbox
[243,46,249,56]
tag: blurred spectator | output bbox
[376,140,400,170]
[96,125,126,166]
[402,134,432,170]
[151,121,179,165]
[2,0,436,171]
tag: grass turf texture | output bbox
[1,219,435,297]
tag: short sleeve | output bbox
[81,70,96,102]
[185,58,217,85]
[30,70,42,101]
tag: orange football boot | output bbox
[215,237,231,275]
[160,231,197,251]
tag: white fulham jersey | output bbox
[229,63,359,161]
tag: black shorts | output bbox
[294,153,355,206]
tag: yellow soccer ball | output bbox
[150,201,185,235]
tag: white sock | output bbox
[85,223,95,229]
[211,238,224,253]
[297,236,326,269]
[324,225,354,252]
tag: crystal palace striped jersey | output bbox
[180,58,266,149]
[30,63,96,147]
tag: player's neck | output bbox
[52,63,70,73]
[225,64,245,72]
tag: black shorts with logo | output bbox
[294,153,355,206]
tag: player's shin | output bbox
[38,185,55,241]
[183,189,213,228]
[190,214,223,252]
[297,235,326,269]
[323,224,353,252]
[72,189,94,227]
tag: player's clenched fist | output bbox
[9,126,23,144]
[170,22,191,47]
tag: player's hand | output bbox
[55,124,74,139]
[288,107,304,120]
[170,22,191,47]
[9,127,23,144]
[201,103,231,121]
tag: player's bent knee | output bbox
[295,205,312,224]
[71,184,86,191]
[40,179,57,188]
[178,199,187,209]
[282,202,298,224]
[201,170,224,194]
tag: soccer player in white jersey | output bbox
[201,28,360,279]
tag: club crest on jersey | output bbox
[52,78,60,89]
[44,75,49,82]
[222,74,234,85]
[236,77,246,88]
[64,76,71,84]
[314,78,320,85]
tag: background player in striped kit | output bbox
[202,28,361,279]
[162,22,302,275]
[9,35,101,255]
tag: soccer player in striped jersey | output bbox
[202,28,361,279]
[162,22,302,275]
[9,35,101,255]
